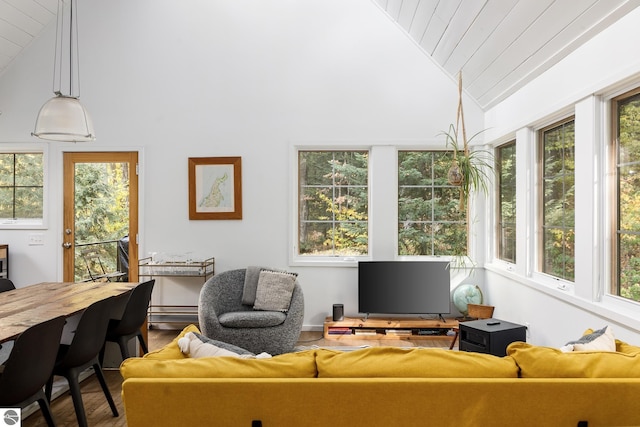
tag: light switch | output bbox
[28,233,44,246]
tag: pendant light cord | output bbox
[72,0,81,99]
[52,0,62,95]
[69,0,73,96]
[52,0,81,98]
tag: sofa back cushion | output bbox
[617,341,640,354]
[121,349,318,379]
[507,342,640,378]
[315,347,519,378]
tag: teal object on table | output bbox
[452,284,483,317]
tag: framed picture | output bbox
[189,156,242,220]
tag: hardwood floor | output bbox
[22,328,455,426]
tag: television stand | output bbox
[323,316,459,344]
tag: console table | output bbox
[323,316,458,345]
[459,318,526,356]
[139,256,215,327]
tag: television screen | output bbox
[358,261,451,315]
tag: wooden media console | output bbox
[323,316,459,343]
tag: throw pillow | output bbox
[241,265,268,306]
[192,332,254,356]
[564,326,616,352]
[143,324,200,360]
[253,270,297,312]
[178,332,269,359]
[583,328,640,354]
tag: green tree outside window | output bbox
[541,119,575,281]
[497,142,516,263]
[617,93,640,302]
[73,162,130,281]
[0,153,44,221]
[398,151,466,256]
[298,151,368,256]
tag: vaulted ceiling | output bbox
[1,0,639,111]
[374,0,640,109]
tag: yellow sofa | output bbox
[120,325,640,427]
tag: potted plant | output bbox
[442,73,494,210]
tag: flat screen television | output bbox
[358,261,451,315]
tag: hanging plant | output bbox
[441,72,494,210]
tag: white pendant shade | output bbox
[32,94,95,142]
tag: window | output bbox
[297,150,368,257]
[539,118,575,281]
[496,141,516,263]
[0,152,44,225]
[613,90,640,303]
[398,151,466,256]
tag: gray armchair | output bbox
[197,268,304,355]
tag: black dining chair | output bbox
[0,278,15,293]
[45,297,119,427]
[101,279,155,363]
[0,316,66,427]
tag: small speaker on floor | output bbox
[332,304,344,321]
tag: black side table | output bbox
[459,318,526,356]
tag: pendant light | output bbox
[32,0,95,142]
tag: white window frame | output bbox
[608,87,640,305]
[290,142,466,267]
[495,140,517,264]
[536,117,576,284]
[0,143,48,230]
[290,145,371,267]
[397,149,468,258]
[483,89,640,332]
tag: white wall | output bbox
[483,7,640,346]
[0,0,483,330]
[5,0,637,345]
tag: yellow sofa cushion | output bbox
[121,349,318,379]
[315,347,519,378]
[507,342,640,378]
[142,324,200,360]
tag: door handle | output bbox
[62,242,72,249]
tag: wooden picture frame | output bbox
[189,156,242,220]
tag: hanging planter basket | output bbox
[441,72,494,210]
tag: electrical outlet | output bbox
[525,321,531,339]
[28,233,44,246]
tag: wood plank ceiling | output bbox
[374,0,640,109]
[0,0,639,111]
[0,0,56,75]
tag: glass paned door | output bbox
[63,152,138,283]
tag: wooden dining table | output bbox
[0,281,139,344]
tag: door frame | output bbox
[62,152,139,283]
